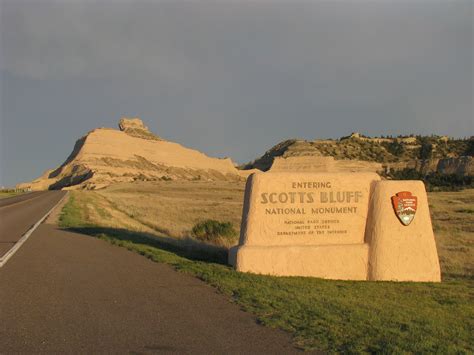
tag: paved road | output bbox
[0,191,66,257]
[0,192,302,353]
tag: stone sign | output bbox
[229,172,441,282]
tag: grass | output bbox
[58,183,474,353]
[192,220,237,245]
[428,190,474,280]
[95,180,244,247]
[0,191,27,199]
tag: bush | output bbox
[418,137,433,159]
[385,141,405,156]
[465,137,474,156]
[192,220,237,242]
[424,172,473,191]
[387,168,474,191]
[389,168,423,181]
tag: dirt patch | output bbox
[44,192,70,225]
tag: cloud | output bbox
[2,1,472,83]
[0,0,472,185]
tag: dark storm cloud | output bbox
[0,0,472,186]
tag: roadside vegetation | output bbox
[192,219,237,246]
[96,181,244,243]
[59,181,473,353]
[0,190,28,199]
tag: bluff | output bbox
[242,133,474,177]
[18,118,247,190]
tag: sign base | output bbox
[229,244,369,280]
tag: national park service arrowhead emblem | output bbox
[392,191,417,226]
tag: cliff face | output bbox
[436,156,474,176]
[383,157,474,176]
[18,118,245,190]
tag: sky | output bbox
[0,0,473,187]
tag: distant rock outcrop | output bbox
[437,156,474,176]
[119,117,148,132]
[242,135,473,176]
[17,117,246,190]
[118,117,162,141]
[269,156,383,174]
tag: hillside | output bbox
[242,133,474,177]
[18,118,248,190]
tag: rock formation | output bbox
[437,156,474,176]
[269,156,383,174]
[17,117,247,190]
[17,120,472,191]
[118,117,162,141]
[242,135,473,177]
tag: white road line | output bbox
[0,192,69,268]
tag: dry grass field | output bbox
[0,191,27,199]
[66,181,245,261]
[73,180,474,280]
[97,181,245,243]
[428,190,473,280]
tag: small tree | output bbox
[465,137,474,156]
[418,137,433,160]
[386,141,405,157]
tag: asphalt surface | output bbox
[0,191,302,353]
[0,191,66,257]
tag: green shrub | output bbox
[192,220,237,242]
[385,141,405,156]
[465,137,474,156]
[389,168,423,181]
[418,137,433,159]
[387,168,474,191]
